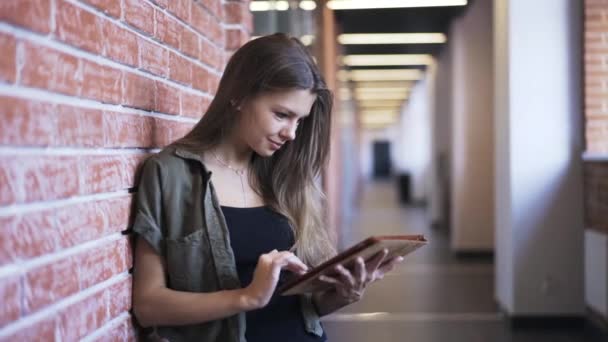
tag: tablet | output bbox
[278,235,428,296]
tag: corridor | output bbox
[321,180,607,342]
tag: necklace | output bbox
[210,151,248,206]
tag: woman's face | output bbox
[236,88,316,157]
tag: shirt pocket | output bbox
[166,229,209,292]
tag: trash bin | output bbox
[397,173,411,204]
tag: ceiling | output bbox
[335,5,468,59]
[250,1,471,128]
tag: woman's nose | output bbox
[280,122,297,141]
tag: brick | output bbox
[107,275,132,318]
[180,29,200,59]
[191,3,210,36]
[1,317,55,341]
[103,111,155,148]
[0,210,57,266]
[56,196,132,249]
[224,2,247,25]
[102,21,138,67]
[151,0,169,9]
[25,256,79,313]
[200,38,222,69]
[209,74,220,94]
[20,42,83,96]
[0,165,16,205]
[0,0,51,34]
[87,0,121,18]
[0,275,21,327]
[225,28,248,50]
[0,33,16,83]
[155,9,183,49]
[0,96,57,146]
[169,52,192,86]
[201,0,223,20]
[138,37,169,77]
[167,0,190,23]
[0,155,81,205]
[81,61,123,104]
[58,289,107,341]
[122,72,155,110]
[79,238,130,289]
[192,65,210,93]
[55,0,104,54]
[90,315,135,342]
[154,81,180,115]
[207,17,224,46]
[56,105,104,147]
[123,0,154,35]
[82,154,146,195]
[181,91,208,118]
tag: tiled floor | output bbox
[322,180,608,342]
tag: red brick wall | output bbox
[0,0,251,340]
[584,0,608,235]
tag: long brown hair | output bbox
[171,33,335,266]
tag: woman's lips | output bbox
[269,139,282,150]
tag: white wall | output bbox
[449,0,495,251]
[585,230,608,317]
[399,72,434,202]
[494,0,585,315]
[429,42,453,226]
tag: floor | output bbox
[321,180,608,342]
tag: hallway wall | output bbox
[494,0,585,316]
[583,0,608,322]
[449,0,495,251]
[0,1,252,339]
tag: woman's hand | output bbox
[242,250,308,310]
[318,249,404,304]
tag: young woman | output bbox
[132,33,403,342]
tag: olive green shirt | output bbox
[132,146,324,342]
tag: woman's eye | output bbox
[275,112,288,119]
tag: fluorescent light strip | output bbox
[338,33,446,45]
[355,87,410,93]
[356,81,413,88]
[300,34,314,46]
[299,0,317,10]
[343,54,433,66]
[327,0,467,10]
[356,93,408,100]
[344,69,423,81]
[250,1,289,11]
[358,101,403,108]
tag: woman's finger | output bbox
[376,256,404,275]
[355,257,366,285]
[272,252,309,274]
[334,264,355,287]
[367,249,389,273]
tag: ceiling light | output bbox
[327,0,467,10]
[358,100,404,108]
[361,112,399,125]
[299,0,317,10]
[355,87,410,93]
[338,33,446,45]
[355,81,413,89]
[343,69,423,81]
[300,34,314,46]
[343,54,433,66]
[356,93,408,100]
[250,1,289,11]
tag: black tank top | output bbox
[221,206,327,342]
